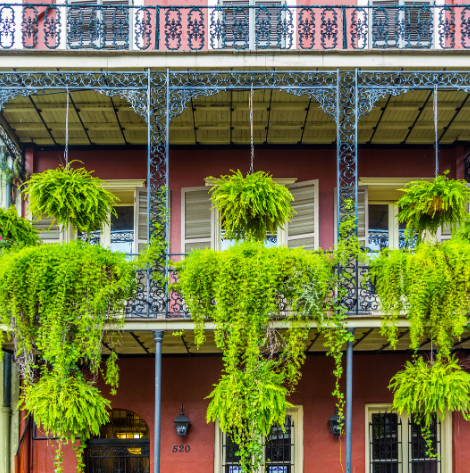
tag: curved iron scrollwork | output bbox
[2,4,470,51]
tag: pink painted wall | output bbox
[25,352,470,473]
[33,145,465,251]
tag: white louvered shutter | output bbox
[370,0,399,49]
[334,186,369,247]
[68,0,129,49]
[134,187,147,253]
[285,180,319,251]
[102,0,129,49]
[253,0,284,50]
[68,0,99,48]
[402,0,433,48]
[220,0,250,49]
[181,187,213,253]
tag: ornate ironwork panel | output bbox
[2,4,470,51]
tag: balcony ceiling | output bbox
[3,327,470,356]
[1,88,470,148]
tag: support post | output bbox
[345,328,355,473]
[1,353,12,473]
[153,331,164,473]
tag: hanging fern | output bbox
[0,205,40,247]
[0,241,136,472]
[209,170,295,241]
[390,356,470,456]
[396,171,470,241]
[22,162,117,236]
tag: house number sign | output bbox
[172,445,191,452]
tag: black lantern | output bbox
[173,404,190,439]
[328,407,341,436]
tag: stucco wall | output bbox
[34,145,465,250]
[25,353,470,473]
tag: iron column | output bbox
[154,331,164,473]
[345,327,355,473]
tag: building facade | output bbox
[1,2,470,473]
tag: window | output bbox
[214,0,290,50]
[181,179,319,253]
[366,404,452,473]
[334,178,436,251]
[367,201,415,251]
[87,410,150,473]
[370,0,433,49]
[68,0,131,50]
[215,407,303,473]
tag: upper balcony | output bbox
[0,2,470,60]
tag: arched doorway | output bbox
[86,410,150,473]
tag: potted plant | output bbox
[209,170,295,242]
[390,356,470,456]
[22,161,117,236]
[0,205,40,247]
[396,171,470,241]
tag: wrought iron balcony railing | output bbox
[162,255,379,320]
[1,3,470,51]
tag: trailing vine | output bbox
[370,239,470,359]
[370,237,470,456]
[0,241,136,472]
[173,242,333,472]
[172,198,364,471]
[297,199,365,433]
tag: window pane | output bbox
[265,415,293,473]
[398,220,417,250]
[409,416,440,473]
[111,206,134,253]
[368,204,389,251]
[370,413,401,473]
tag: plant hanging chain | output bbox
[434,84,438,177]
[249,84,254,175]
[64,85,70,166]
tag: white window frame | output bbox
[365,403,452,473]
[368,200,401,249]
[214,406,303,473]
[99,179,146,251]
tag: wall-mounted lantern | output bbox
[173,404,190,439]
[328,407,341,436]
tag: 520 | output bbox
[172,445,190,453]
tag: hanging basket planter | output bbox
[209,170,295,242]
[396,171,470,240]
[0,205,40,248]
[22,161,117,236]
